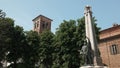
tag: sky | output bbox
[0,0,120,33]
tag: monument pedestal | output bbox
[80,65,108,68]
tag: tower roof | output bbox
[32,15,53,21]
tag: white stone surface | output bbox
[80,65,108,68]
[84,5,102,65]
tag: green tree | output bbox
[52,17,100,68]
[22,31,40,68]
[76,17,86,66]
[53,20,80,68]
[39,30,54,68]
[0,10,41,68]
[0,10,27,68]
[7,25,26,68]
[0,9,6,18]
[0,17,14,67]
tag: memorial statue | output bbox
[80,5,106,68]
[80,37,93,65]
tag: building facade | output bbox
[98,24,120,68]
[32,15,52,33]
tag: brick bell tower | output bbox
[32,15,52,34]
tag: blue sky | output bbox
[0,0,120,33]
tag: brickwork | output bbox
[100,25,120,39]
[32,15,52,34]
[98,25,120,68]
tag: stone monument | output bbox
[80,6,107,68]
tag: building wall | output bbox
[98,25,120,68]
[32,15,52,34]
[39,16,51,33]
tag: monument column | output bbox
[84,6,102,66]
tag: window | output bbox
[42,21,48,29]
[45,22,48,29]
[37,21,39,27]
[110,44,119,55]
[34,21,39,29]
[42,23,45,29]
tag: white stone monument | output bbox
[80,5,108,68]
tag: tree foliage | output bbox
[0,13,41,68]
[22,31,40,68]
[0,17,14,67]
[52,20,82,68]
[7,25,26,68]
[39,30,54,68]
[0,9,6,18]
[52,17,100,68]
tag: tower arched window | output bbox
[46,22,48,29]
[37,21,39,27]
[42,23,45,29]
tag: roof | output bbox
[99,24,120,40]
[32,15,53,21]
[100,24,120,34]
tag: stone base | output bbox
[80,65,108,68]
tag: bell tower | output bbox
[32,15,52,33]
